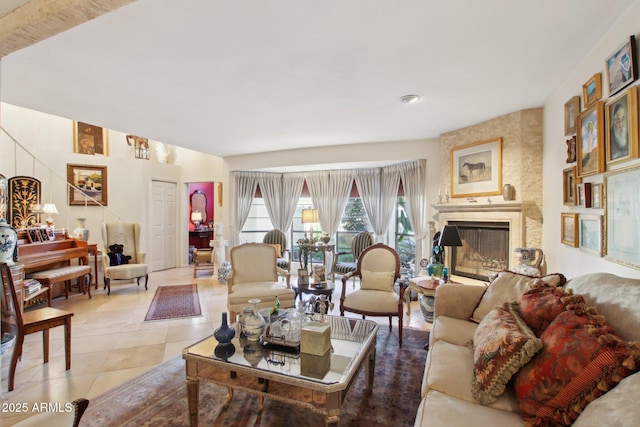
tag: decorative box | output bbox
[300,321,331,356]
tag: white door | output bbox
[151,180,177,271]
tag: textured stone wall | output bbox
[439,108,543,248]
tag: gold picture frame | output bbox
[450,137,502,198]
[562,166,577,206]
[605,85,639,165]
[67,164,108,206]
[564,96,580,135]
[582,73,602,108]
[576,101,605,178]
[73,121,109,155]
[561,212,578,247]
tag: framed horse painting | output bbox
[450,137,503,198]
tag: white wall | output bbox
[543,0,640,280]
[0,103,224,267]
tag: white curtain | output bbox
[399,160,429,269]
[257,172,304,233]
[354,166,401,243]
[231,171,260,246]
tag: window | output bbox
[395,196,415,267]
[239,197,271,243]
[335,198,372,262]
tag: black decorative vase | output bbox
[214,312,235,344]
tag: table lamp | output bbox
[438,225,463,280]
[191,211,203,230]
[43,203,59,227]
[301,208,319,240]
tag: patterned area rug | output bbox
[144,284,202,321]
[82,327,429,426]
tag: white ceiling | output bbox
[0,0,635,158]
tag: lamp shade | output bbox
[301,208,319,224]
[43,203,59,215]
[438,225,462,247]
[191,211,203,222]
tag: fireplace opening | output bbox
[449,221,509,281]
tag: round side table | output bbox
[292,279,335,304]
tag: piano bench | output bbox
[29,265,93,300]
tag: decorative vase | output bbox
[242,298,266,342]
[74,218,90,241]
[320,233,331,244]
[426,256,444,278]
[214,312,235,344]
[0,219,18,265]
[419,295,435,323]
[502,184,515,201]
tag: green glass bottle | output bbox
[271,296,280,315]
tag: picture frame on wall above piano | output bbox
[67,164,108,206]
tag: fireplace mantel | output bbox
[433,201,522,213]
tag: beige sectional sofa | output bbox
[414,271,640,427]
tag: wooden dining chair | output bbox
[0,262,74,392]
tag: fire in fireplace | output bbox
[449,221,509,281]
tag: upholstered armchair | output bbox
[339,243,404,345]
[333,231,373,282]
[101,221,149,295]
[227,243,296,322]
[262,229,291,272]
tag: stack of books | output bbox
[23,279,42,295]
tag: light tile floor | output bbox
[0,266,430,425]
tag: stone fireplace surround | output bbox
[434,201,523,273]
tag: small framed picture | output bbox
[313,265,326,284]
[562,167,577,206]
[564,96,580,135]
[605,35,636,96]
[565,135,577,163]
[73,121,108,155]
[605,85,638,165]
[561,213,578,247]
[582,73,602,108]
[579,214,603,256]
[297,268,309,286]
[45,226,56,241]
[578,182,592,208]
[577,101,605,178]
[26,227,42,243]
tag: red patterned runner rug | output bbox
[144,284,202,321]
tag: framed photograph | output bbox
[561,213,578,247]
[605,85,638,165]
[576,101,605,178]
[26,227,42,243]
[605,35,636,95]
[564,96,580,135]
[562,166,577,206]
[604,164,640,269]
[297,268,309,286]
[577,182,592,208]
[582,73,602,108]
[126,135,150,160]
[579,214,603,256]
[45,226,56,241]
[313,265,326,284]
[67,164,108,206]
[73,121,108,155]
[450,137,502,198]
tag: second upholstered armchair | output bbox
[227,243,296,322]
[101,221,149,295]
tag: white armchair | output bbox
[101,221,149,295]
[227,243,296,322]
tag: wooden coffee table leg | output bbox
[226,387,234,403]
[186,378,199,427]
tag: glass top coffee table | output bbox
[182,316,379,426]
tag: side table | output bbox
[292,279,335,304]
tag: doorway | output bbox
[151,180,177,271]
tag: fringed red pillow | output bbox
[517,280,585,336]
[514,303,640,426]
[471,301,543,405]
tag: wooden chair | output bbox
[193,248,215,278]
[0,262,74,392]
[339,243,405,346]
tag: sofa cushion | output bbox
[470,271,566,323]
[471,301,543,405]
[517,281,584,336]
[415,390,525,427]
[424,340,519,413]
[514,305,640,426]
[572,373,640,427]
[431,315,477,347]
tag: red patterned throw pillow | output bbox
[514,304,640,426]
[517,280,584,336]
[471,301,543,405]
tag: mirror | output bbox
[190,190,208,227]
